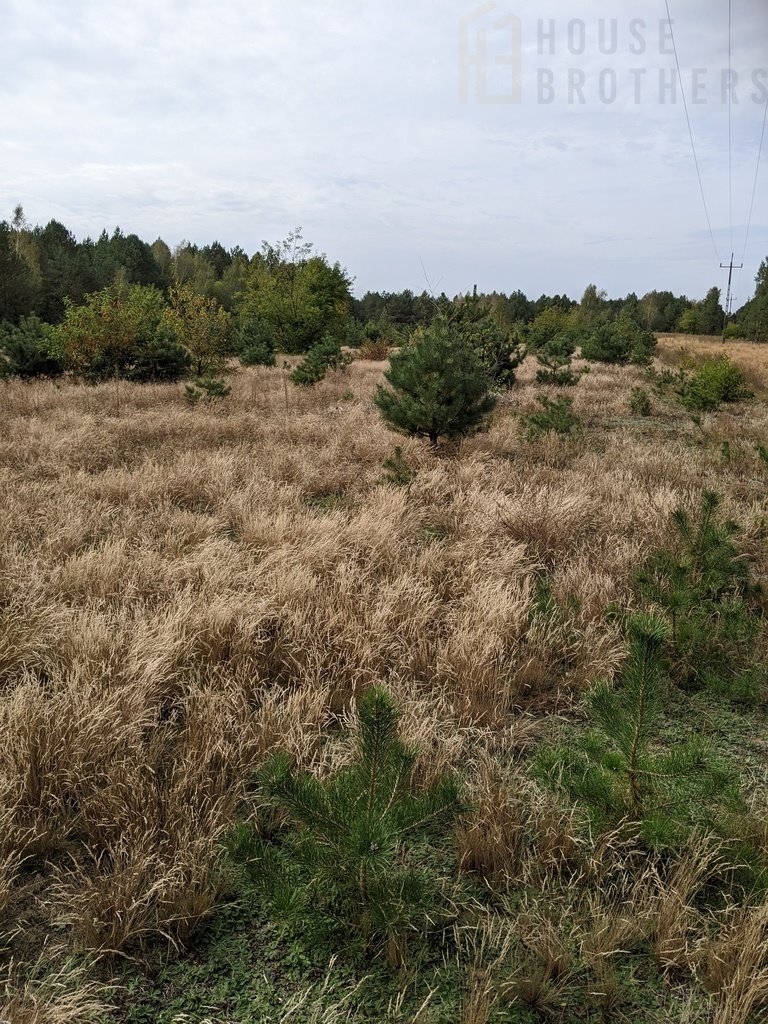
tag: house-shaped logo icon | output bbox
[459,3,522,104]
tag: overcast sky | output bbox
[2,0,767,303]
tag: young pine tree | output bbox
[534,333,581,386]
[290,335,351,386]
[229,687,460,965]
[535,614,737,848]
[375,317,496,448]
[636,491,763,700]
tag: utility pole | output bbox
[720,252,743,341]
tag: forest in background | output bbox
[2,207,768,388]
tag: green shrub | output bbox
[535,614,738,848]
[581,314,656,365]
[229,687,460,965]
[184,377,231,405]
[526,306,574,352]
[0,316,62,378]
[238,314,276,367]
[681,356,752,411]
[723,322,746,340]
[52,283,191,383]
[628,387,652,417]
[522,395,582,439]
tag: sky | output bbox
[1,0,767,304]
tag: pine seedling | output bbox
[379,447,416,487]
[291,336,351,387]
[636,492,763,700]
[535,614,737,848]
[535,335,581,387]
[628,387,652,417]
[184,376,231,405]
[522,395,582,439]
[231,687,460,964]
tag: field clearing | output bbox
[657,333,768,395]
[1,343,767,1022]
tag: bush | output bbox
[357,337,390,361]
[681,357,752,411]
[581,314,656,365]
[229,687,459,964]
[375,317,496,447]
[238,314,276,367]
[628,387,652,417]
[526,306,574,352]
[723,323,746,340]
[522,395,581,439]
[52,283,190,383]
[0,316,61,378]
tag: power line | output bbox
[741,91,768,264]
[728,0,733,255]
[664,0,722,262]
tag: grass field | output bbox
[1,336,767,1023]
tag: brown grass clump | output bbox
[0,959,105,1024]
[702,901,768,1024]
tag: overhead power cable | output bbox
[728,0,734,254]
[741,90,768,264]
[664,0,722,262]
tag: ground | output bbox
[0,336,766,1023]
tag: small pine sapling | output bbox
[628,387,652,417]
[379,447,416,487]
[522,395,582,439]
[290,336,351,387]
[184,377,231,405]
[535,335,581,387]
[535,614,737,848]
[636,492,763,701]
[238,312,276,367]
[230,687,460,965]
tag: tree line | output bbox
[1,206,767,382]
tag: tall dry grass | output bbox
[0,347,766,1016]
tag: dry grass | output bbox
[658,333,768,396]
[0,344,766,1017]
[702,900,768,1024]
[0,959,105,1024]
